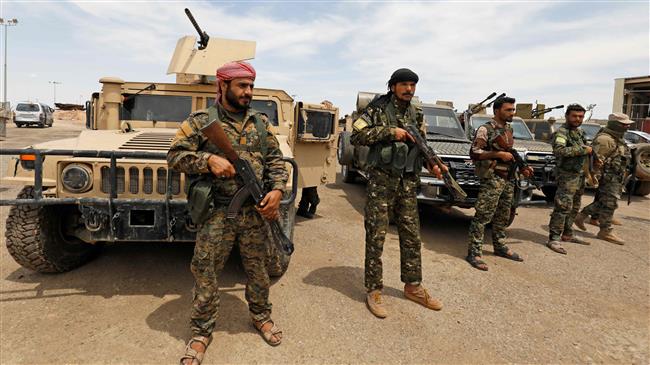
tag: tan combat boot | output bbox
[404,284,443,311]
[611,217,623,226]
[366,290,387,318]
[574,212,587,231]
[597,229,625,245]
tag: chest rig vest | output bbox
[472,121,514,179]
[366,99,423,176]
[595,128,630,175]
[555,126,588,174]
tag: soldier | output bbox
[466,96,532,271]
[168,61,288,364]
[546,104,593,254]
[351,68,444,318]
[574,113,633,244]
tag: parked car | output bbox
[624,130,650,145]
[13,102,54,128]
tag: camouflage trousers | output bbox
[190,204,271,337]
[581,172,623,232]
[364,168,422,292]
[548,172,585,241]
[468,174,514,256]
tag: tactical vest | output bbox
[366,100,422,176]
[555,126,588,174]
[472,121,513,179]
[595,128,630,176]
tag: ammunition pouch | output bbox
[187,175,215,225]
[368,142,420,175]
[474,160,494,179]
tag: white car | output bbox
[13,102,54,128]
[624,130,650,145]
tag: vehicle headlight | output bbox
[61,164,93,193]
[517,179,530,189]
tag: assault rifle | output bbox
[493,133,541,189]
[405,125,468,201]
[627,151,638,205]
[185,8,210,50]
[201,120,295,255]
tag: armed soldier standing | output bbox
[546,104,592,254]
[168,61,288,364]
[466,96,532,271]
[351,68,443,318]
[575,113,633,245]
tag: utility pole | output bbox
[1,18,19,104]
[49,81,62,105]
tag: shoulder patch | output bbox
[555,135,567,146]
[353,113,371,131]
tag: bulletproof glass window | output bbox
[16,103,40,112]
[297,109,335,141]
[422,106,466,139]
[510,119,534,140]
[205,98,279,126]
[121,95,192,122]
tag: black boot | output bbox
[296,190,313,219]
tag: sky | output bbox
[1,0,648,118]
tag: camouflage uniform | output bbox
[351,94,425,292]
[580,127,629,232]
[468,120,515,257]
[548,125,589,241]
[167,102,288,337]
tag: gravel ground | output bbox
[1,120,648,364]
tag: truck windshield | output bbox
[206,98,279,126]
[581,124,601,140]
[471,116,534,140]
[422,106,465,139]
[121,94,192,122]
[16,103,40,112]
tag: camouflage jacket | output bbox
[552,124,589,174]
[592,128,630,176]
[167,103,288,197]
[350,94,425,146]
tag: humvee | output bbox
[1,17,339,275]
[338,92,532,225]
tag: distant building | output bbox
[613,75,650,132]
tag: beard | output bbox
[225,87,250,111]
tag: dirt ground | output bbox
[1,120,648,364]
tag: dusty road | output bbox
[1,120,648,364]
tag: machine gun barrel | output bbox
[486,93,506,108]
[469,92,497,114]
[531,104,564,118]
[184,8,210,50]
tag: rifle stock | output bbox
[405,125,468,201]
[201,120,295,255]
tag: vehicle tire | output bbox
[15,123,21,128]
[337,131,355,165]
[341,164,359,183]
[267,202,295,278]
[38,123,45,128]
[541,186,557,202]
[633,144,650,181]
[5,187,100,273]
[634,181,650,196]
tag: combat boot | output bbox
[611,217,623,226]
[366,290,387,318]
[296,201,313,219]
[597,229,625,245]
[574,212,587,231]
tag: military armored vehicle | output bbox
[1,11,339,275]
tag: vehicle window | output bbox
[624,132,639,144]
[533,122,552,141]
[580,124,602,141]
[422,106,465,139]
[206,98,279,126]
[16,103,39,112]
[121,94,192,122]
[510,119,534,140]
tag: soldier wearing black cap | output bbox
[351,68,443,318]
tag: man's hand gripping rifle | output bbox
[493,134,540,189]
[202,120,295,255]
[405,125,468,201]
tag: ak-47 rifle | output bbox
[530,105,564,119]
[583,152,598,187]
[185,8,210,50]
[405,125,468,201]
[493,133,541,189]
[627,151,638,205]
[201,119,295,255]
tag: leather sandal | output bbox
[547,241,567,255]
[253,318,283,346]
[494,247,524,262]
[180,335,212,365]
[466,254,488,271]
